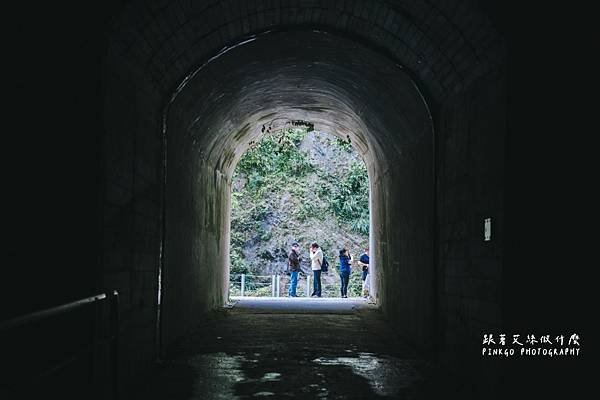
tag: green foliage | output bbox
[251,203,270,220]
[236,128,313,178]
[230,250,249,275]
[259,230,273,241]
[258,249,275,260]
[329,160,370,235]
[334,137,353,152]
[296,200,318,220]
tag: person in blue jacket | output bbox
[338,248,353,298]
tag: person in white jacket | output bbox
[309,242,323,297]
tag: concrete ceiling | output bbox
[166,30,432,179]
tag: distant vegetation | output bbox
[230,127,369,297]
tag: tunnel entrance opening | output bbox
[228,124,371,300]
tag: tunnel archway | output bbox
[161,29,435,355]
[98,1,505,393]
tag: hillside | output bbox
[230,128,369,296]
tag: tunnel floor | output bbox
[134,298,462,399]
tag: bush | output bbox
[329,160,370,235]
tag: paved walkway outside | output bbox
[134,297,457,399]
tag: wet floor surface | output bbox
[134,298,458,399]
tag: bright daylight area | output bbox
[229,124,371,299]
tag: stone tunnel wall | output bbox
[436,68,506,394]
[372,133,435,354]
[101,54,164,384]
[160,103,232,351]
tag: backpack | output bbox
[321,255,329,272]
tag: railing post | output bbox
[110,290,120,400]
[241,274,245,297]
[307,275,311,297]
[90,296,102,391]
[271,275,275,297]
[276,275,280,297]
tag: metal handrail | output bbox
[229,274,275,279]
[0,290,120,399]
[229,273,365,298]
[1,292,108,332]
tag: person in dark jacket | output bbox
[287,242,301,297]
[338,248,353,298]
[357,247,370,298]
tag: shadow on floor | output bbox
[134,298,471,399]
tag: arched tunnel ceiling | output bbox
[108,0,504,105]
[167,30,433,178]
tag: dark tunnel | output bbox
[2,1,591,399]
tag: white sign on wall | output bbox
[484,218,491,241]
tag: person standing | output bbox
[287,242,301,297]
[338,248,353,298]
[309,242,323,297]
[357,247,370,298]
